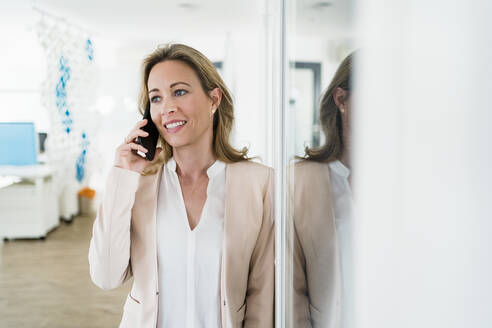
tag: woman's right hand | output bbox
[114,119,162,173]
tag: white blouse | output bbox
[328,160,354,328]
[156,158,226,328]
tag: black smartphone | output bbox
[136,103,159,161]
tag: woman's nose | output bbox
[161,100,177,115]
[165,106,176,114]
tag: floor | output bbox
[0,215,131,328]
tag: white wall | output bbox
[354,0,492,327]
[0,5,49,132]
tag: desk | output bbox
[0,165,59,239]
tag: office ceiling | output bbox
[1,0,354,40]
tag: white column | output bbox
[354,0,492,327]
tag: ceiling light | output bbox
[178,3,197,9]
[312,1,332,9]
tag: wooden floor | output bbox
[0,215,131,328]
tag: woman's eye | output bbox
[174,89,187,96]
[150,96,161,103]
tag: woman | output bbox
[88,44,274,328]
[290,52,354,328]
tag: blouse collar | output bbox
[166,157,225,179]
[329,159,351,179]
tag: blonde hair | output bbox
[303,52,353,162]
[139,44,249,175]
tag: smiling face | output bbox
[147,60,220,151]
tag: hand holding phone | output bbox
[113,106,161,173]
[136,103,160,161]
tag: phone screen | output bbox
[136,103,160,161]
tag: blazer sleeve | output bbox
[244,167,275,328]
[291,219,312,327]
[88,166,140,290]
[286,164,312,328]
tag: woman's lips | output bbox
[164,120,187,133]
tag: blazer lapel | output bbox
[150,166,163,292]
[132,165,163,297]
[222,163,261,313]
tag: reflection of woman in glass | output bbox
[88,44,274,328]
[290,53,354,328]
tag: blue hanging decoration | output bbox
[76,131,90,182]
[85,39,94,62]
[55,55,73,134]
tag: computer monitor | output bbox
[0,122,38,166]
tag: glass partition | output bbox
[282,0,357,327]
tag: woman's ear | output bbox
[333,87,349,110]
[209,87,222,111]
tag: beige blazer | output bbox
[287,160,341,328]
[88,161,274,328]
